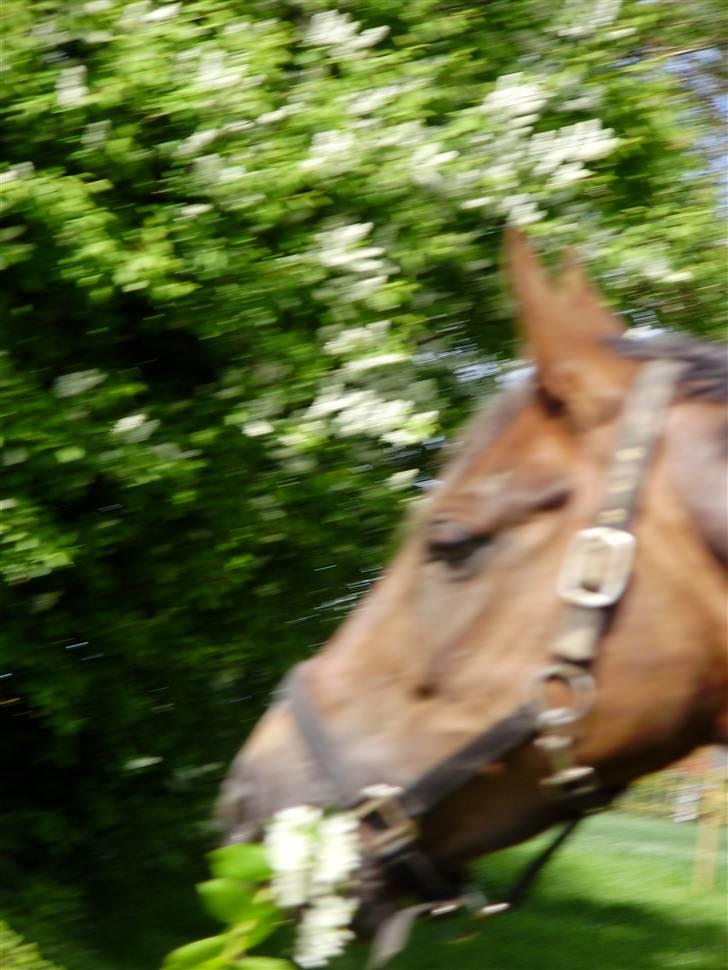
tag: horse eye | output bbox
[426,521,492,568]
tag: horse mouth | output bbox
[220,818,459,940]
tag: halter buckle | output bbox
[355,785,419,857]
[557,526,635,608]
[539,764,597,795]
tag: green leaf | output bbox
[55,446,86,463]
[198,879,256,925]
[209,843,272,883]
[162,935,226,969]
[238,959,294,970]
[243,899,282,949]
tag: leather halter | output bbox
[284,358,686,958]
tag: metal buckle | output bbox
[529,663,596,726]
[538,764,597,795]
[557,526,635,608]
[355,785,419,857]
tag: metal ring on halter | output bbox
[528,663,596,729]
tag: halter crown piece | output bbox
[285,358,686,967]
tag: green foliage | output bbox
[209,844,272,884]
[164,845,288,970]
[0,0,724,962]
[0,920,66,970]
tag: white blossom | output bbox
[294,895,358,968]
[179,203,213,219]
[195,50,245,91]
[0,162,34,184]
[323,320,390,356]
[177,129,220,157]
[112,413,159,442]
[142,3,180,22]
[638,258,693,284]
[529,120,618,183]
[409,143,459,187]
[265,806,321,908]
[124,756,163,769]
[556,0,622,38]
[257,108,291,125]
[460,195,495,210]
[315,223,388,276]
[549,161,589,187]
[242,420,274,437]
[81,120,111,149]
[54,369,107,398]
[348,85,402,116]
[344,352,407,373]
[482,73,547,121]
[310,813,361,891]
[305,11,389,57]
[346,275,389,301]
[56,66,88,108]
[503,193,544,226]
[386,468,419,490]
[300,130,357,173]
[192,153,223,184]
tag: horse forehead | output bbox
[440,470,514,506]
[439,403,569,500]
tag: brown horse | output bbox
[217,230,727,920]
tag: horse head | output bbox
[217,230,727,921]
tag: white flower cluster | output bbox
[142,2,180,22]
[322,320,391,357]
[464,74,621,222]
[502,193,544,227]
[56,66,88,108]
[290,384,437,448]
[629,253,693,285]
[112,412,159,442]
[482,73,548,128]
[264,806,362,967]
[81,119,111,149]
[305,11,389,58]
[347,84,402,117]
[53,369,106,398]
[300,130,358,174]
[276,311,437,455]
[195,49,245,91]
[556,0,622,38]
[530,119,619,175]
[315,222,388,276]
[0,163,34,184]
[409,143,459,188]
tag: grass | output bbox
[15,813,728,970]
[342,812,728,970]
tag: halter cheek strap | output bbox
[285,358,686,962]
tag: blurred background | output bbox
[0,2,725,967]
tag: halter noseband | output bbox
[284,358,686,959]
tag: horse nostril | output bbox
[414,683,436,700]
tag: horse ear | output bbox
[504,228,634,428]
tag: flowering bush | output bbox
[164,807,363,969]
[0,0,724,961]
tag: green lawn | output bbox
[338,813,728,970]
[14,813,728,970]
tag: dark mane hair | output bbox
[612,332,727,401]
[448,330,725,476]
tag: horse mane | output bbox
[611,332,727,402]
[443,330,725,488]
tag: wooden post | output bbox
[692,773,725,893]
